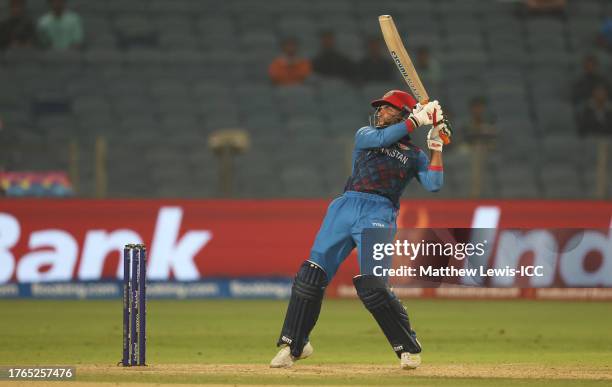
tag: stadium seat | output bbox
[159,33,198,50]
[278,16,318,36]
[499,179,541,198]
[567,1,603,18]
[159,98,201,119]
[525,19,566,37]
[402,30,442,51]
[197,15,234,31]
[530,49,572,67]
[117,115,159,134]
[150,80,190,98]
[541,135,582,164]
[148,0,202,15]
[534,99,575,129]
[482,12,521,31]
[280,165,325,197]
[243,112,283,132]
[487,81,528,99]
[73,96,112,117]
[540,162,582,198]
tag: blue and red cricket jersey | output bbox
[308,120,444,279]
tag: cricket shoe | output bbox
[270,342,314,368]
[400,352,421,369]
[400,334,422,370]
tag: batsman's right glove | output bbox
[427,119,453,152]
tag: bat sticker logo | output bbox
[390,51,409,77]
[390,51,421,99]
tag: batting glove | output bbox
[411,102,425,114]
[427,119,453,152]
[408,100,443,127]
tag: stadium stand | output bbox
[0,0,610,198]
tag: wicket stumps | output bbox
[121,244,147,367]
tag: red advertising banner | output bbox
[1,199,611,296]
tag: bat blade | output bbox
[378,15,429,105]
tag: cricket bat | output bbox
[378,15,429,105]
[379,15,451,144]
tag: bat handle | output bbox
[439,133,451,145]
[420,98,451,145]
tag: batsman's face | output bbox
[375,104,403,128]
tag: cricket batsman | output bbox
[270,90,451,369]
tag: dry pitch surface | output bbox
[2,363,611,386]
[84,363,612,379]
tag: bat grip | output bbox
[440,132,451,145]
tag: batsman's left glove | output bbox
[408,100,442,127]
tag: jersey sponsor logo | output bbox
[371,222,386,227]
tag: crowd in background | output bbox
[574,55,611,136]
[268,32,440,87]
[0,0,611,198]
[1,0,610,145]
[0,0,83,51]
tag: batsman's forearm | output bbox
[418,168,443,192]
[429,150,443,167]
[354,120,416,149]
[418,151,443,192]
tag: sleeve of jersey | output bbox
[416,150,443,192]
[354,120,416,149]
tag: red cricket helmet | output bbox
[371,90,417,114]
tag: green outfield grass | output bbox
[1,299,611,386]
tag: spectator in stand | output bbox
[355,37,393,83]
[578,84,611,198]
[414,46,442,89]
[312,31,354,82]
[597,18,612,53]
[460,97,498,150]
[269,37,312,86]
[37,0,83,50]
[572,55,610,104]
[578,85,612,136]
[0,0,37,50]
[523,0,566,16]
